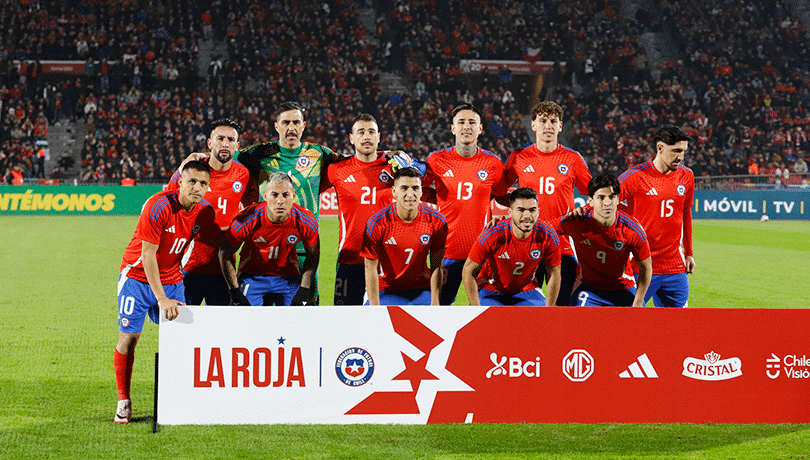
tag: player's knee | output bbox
[116,333,140,354]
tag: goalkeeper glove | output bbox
[387,151,426,177]
[229,287,250,306]
[290,286,312,306]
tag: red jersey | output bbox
[503,144,592,256]
[618,160,694,274]
[556,210,650,291]
[361,203,448,291]
[469,219,562,294]
[167,160,251,274]
[324,154,395,265]
[120,190,219,285]
[423,146,504,260]
[225,203,319,277]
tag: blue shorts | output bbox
[570,281,636,307]
[638,272,689,308]
[480,287,546,306]
[240,274,301,306]
[365,288,432,306]
[440,258,465,305]
[182,271,230,306]
[117,274,185,333]
[334,263,365,306]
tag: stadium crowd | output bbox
[1,0,809,186]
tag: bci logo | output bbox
[486,353,541,378]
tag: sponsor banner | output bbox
[459,59,564,75]
[40,61,85,74]
[693,190,809,220]
[0,185,162,215]
[157,306,810,425]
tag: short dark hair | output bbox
[588,174,620,197]
[352,113,377,128]
[508,187,538,206]
[182,160,211,175]
[274,101,305,121]
[451,103,481,120]
[531,101,563,120]
[393,166,421,182]
[210,118,242,137]
[653,124,689,146]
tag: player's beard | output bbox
[215,149,233,164]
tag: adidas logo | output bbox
[344,175,356,183]
[443,170,454,178]
[646,188,658,196]
[580,238,591,245]
[498,252,510,260]
[385,237,397,245]
[253,236,267,244]
[523,165,535,173]
[166,225,176,233]
[619,353,658,379]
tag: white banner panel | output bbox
[157,305,486,425]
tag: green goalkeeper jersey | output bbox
[235,140,336,219]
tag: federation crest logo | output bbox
[558,164,570,175]
[191,224,201,236]
[120,317,130,328]
[233,181,243,193]
[477,169,489,181]
[419,233,431,245]
[379,171,391,183]
[287,234,299,245]
[613,240,626,251]
[335,347,375,386]
[530,249,542,259]
[296,156,310,169]
[677,184,686,196]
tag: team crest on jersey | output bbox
[419,233,431,245]
[335,347,375,386]
[613,240,626,251]
[677,184,686,196]
[191,224,201,236]
[379,171,391,183]
[477,169,489,181]
[296,156,310,169]
[120,317,130,328]
[530,249,542,260]
[558,164,570,175]
[233,181,243,193]
[287,234,299,245]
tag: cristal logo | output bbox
[486,353,541,378]
[682,351,742,381]
[563,349,594,382]
[767,353,810,380]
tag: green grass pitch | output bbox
[0,215,808,459]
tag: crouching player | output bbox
[555,174,652,307]
[219,172,319,306]
[462,187,561,306]
[361,167,448,305]
[114,160,219,423]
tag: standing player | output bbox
[618,124,695,307]
[362,167,448,306]
[324,113,395,305]
[114,161,219,423]
[555,174,652,307]
[502,101,592,305]
[166,118,250,306]
[234,102,336,303]
[423,103,504,305]
[462,187,561,306]
[219,172,320,306]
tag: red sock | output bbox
[114,349,135,401]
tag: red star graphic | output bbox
[393,352,438,393]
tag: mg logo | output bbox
[563,349,594,382]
